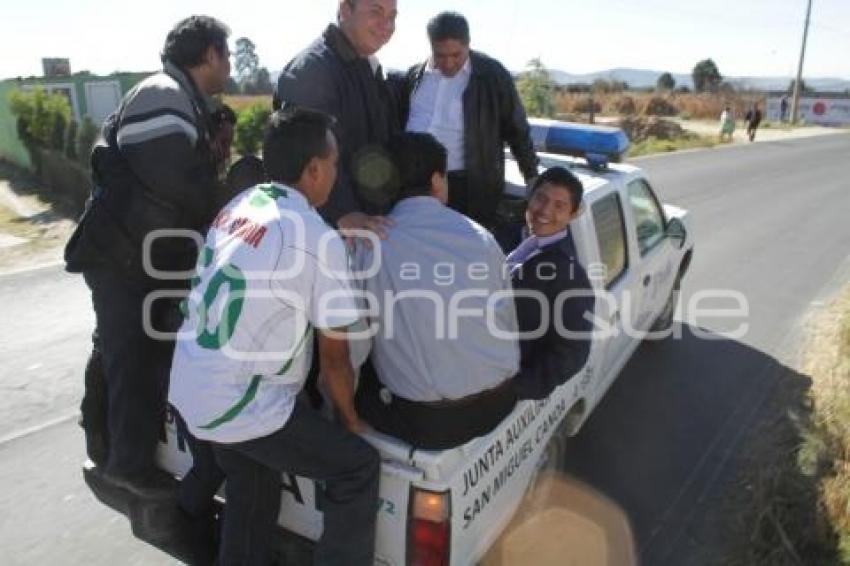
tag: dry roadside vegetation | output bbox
[722,288,850,566]
[553,91,764,121]
[800,288,850,562]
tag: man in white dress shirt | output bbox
[399,12,539,229]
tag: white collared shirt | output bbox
[406,57,472,172]
[169,183,359,443]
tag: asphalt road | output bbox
[562,132,850,564]
[1,133,849,565]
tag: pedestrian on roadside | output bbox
[745,103,763,142]
[719,106,735,143]
[780,95,789,123]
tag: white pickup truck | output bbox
[85,122,694,565]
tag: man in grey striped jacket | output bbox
[65,15,231,497]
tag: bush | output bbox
[613,95,637,115]
[76,118,99,166]
[9,88,71,149]
[642,96,679,116]
[235,103,271,156]
[65,120,79,160]
[572,97,601,115]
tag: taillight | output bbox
[408,488,451,566]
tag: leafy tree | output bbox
[657,72,676,91]
[254,68,274,95]
[235,103,271,156]
[224,77,240,95]
[65,119,79,160]
[692,59,723,93]
[590,79,628,94]
[516,58,556,118]
[77,118,99,165]
[9,87,71,149]
[234,37,260,88]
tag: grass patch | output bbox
[627,134,716,158]
[802,289,850,561]
[716,288,850,566]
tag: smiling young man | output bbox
[399,11,539,228]
[507,167,595,400]
[274,0,400,237]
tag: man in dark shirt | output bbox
[745,104,763,142]
[507,167,595,400]
[274,0,399,237]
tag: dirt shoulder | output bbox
[672,118,848,144]
[0,164,77,276]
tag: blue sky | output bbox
[3,0,849,80]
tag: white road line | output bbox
[0,412,79,446]
[0,260,65,278]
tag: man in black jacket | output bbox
[398,11,539,228]
[507,167,595,400]
[65,16,231,496]
[274,0,399,236]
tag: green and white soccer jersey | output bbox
[169,183,359,443]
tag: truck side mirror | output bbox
[666,218,687,250]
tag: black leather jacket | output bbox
[274,25,399,223]
[396,51,539,223]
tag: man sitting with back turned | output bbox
[170,108,379,566]
[354,132,519,450]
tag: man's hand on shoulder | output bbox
[337,212,395,248]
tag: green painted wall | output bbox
[0,71,151,170]
[0,81,31,168]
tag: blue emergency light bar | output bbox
[528,118,630,167]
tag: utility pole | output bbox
[791,0,813,124]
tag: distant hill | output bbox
[543,67,850,92]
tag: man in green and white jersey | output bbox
[169,108,379,566]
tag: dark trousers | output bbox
[175,413,225,519]
[747,123,759,141]
[80,330,109,464]
[83,267,173,478]
[447,171,472,218]
[355,365,517,450]
[448,170,499,227]
[211,402,380,566]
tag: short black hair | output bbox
[226,155,265,194]
[211,104,237,127]
[161,16,230,68]
[388,133,447,202]
[427,12,471,45]
[531,167,584,212]
[263,108,336,185]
